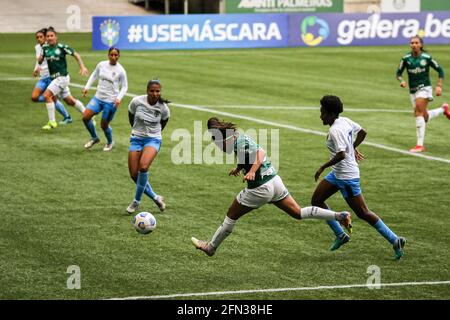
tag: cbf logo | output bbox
[301,16,329,47]
[100,19,120,47]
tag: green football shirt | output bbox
[396,52,444,94]
[234,134,277,189]
[42,43,75,79]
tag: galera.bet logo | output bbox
[301,16,330,47]
[100,19,120,47]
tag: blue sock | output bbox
[135,171,149,202]
[144,182,157,201]
[37,95,45,102]
[326,220,345,237]
[55,100,70,119]
[373,219,398,244]
[103,126,113,144]
[83,119,98,139]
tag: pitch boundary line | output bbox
[106,280,450,300]
[2,77,450,164]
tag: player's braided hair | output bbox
[320,95,343,115]
[207,117,237,140]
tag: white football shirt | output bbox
[128,95,170,139]
[326,116,362,180]
[35,44,50,79]
[84,60,128,103]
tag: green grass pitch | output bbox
[0,33,449,299]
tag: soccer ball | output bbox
[133,212,157,234]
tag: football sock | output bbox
[210,216,236,249]
[83,118,98,139]
[300,206,339,220]
[45,102,56,122]
[37,95,45,102]
[415,116,425,146]
[74,100,86,113]
[103,126,113,144]
[135,170,149,202]
[373,219,398,245]
[428,106,443,121]
[55,100,70,119]
[144,181,157,201]
[326,220,345,237]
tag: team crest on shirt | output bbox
[55,48,61,55]
[420,59,427,66]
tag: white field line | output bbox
[0,47,427,59]
[171,102,450,164]
[3,76,450,164]
[184,105,412,113]
[106,280,450,300]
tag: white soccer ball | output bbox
[133,212,157,234]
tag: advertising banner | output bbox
[226,0,344,13]
[289,12,450,47]
[92,12,450,50]
[92,14,288,50]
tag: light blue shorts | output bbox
[324,171,361,199]
[35,77,52,92]
[129,135,162,152]
[86,96,117,122]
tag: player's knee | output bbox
[355,209,371,220]
[101,123,109,130]
[31,95,39,102]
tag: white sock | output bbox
[73,100,85,113]
[300,206,339,220]
[415,116,426,146]
[45,102,56,122]
[210,216,236,249]
[428,107,443,121]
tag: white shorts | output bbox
[236,175,290,209]
[410,86,433,108]
[47,75,71,99]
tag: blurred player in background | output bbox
[191,117,352,257]
[32,28,72,125]
[38,27,88,130]
[396,35,449,153]
[312,95,406,260]
[126,80,169,214]
[82,47,128,151]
